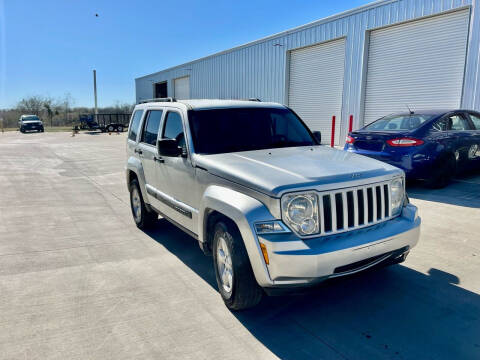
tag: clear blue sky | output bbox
[0,0,371,108]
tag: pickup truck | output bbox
[125,98,421,310]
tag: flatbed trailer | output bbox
[79,113,131,132]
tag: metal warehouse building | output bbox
[135,0,480,145]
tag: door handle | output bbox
[134,148,143,155]
[154,156,164,163]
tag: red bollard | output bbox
[349,115,353,133]
[330,115,336,147]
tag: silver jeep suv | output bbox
[126,98,421,310]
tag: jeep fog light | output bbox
[281,193,319,236]
[254,221,290,234]
[391,177,405,216]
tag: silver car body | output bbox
[126,100,420,289]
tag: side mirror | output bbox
[157,138,182,157]
[313,131,322,144]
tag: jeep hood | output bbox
[194,146,402,197]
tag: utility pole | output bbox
[93,69,98,123]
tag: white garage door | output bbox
[363,10,470,125]
[288,38,345,145]
[174,76,190,99]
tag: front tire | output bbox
[129,179,157,229]
[107,125,115,132]
[117,125,124,132]
[212,220,263,310]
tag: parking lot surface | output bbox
[0,131,479,360]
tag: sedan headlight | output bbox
[281,192,319,236]
[391,177,405,216]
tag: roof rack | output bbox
[248,98,261,102]
[138,97,176,104]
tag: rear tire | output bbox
[117,125,124,132]
[107,125,115,132]
[129,179,157,229]
[425,154,456,189]
[212,220,263,310]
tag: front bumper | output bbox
[22,123,43,131]
[256,204,420,288]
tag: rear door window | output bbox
[468,113,480,130]
[448,114,471,130]
[141,110,163,146]
[128,110,144,141]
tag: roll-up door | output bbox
[174,76,190,99]
[288,38,346,145]
[363,10,470,125]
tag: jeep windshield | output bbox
[188,107,316,154]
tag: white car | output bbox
[19,115,44,133]
[125,98,421,310]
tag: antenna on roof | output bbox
[405,104,414,115]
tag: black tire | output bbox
[117,125,124,132]
[212,220,263,310]
[129,179,157,229]
[20,127,25,133]
[107,125,115,132]
[425,154,456,189]
[39,128,44,133]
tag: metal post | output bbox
[93,70,98,123]
[349,115,353,133]
[330,115,336,148]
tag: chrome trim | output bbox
[281,179,400,239]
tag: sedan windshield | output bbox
[364,114,435,131]
[188,107,316,154]
[23,116,40,121]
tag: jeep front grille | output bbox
[318,181,392,236]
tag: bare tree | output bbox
[61,93,75,124]
[17,96,45,115]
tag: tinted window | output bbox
[128,110,144,141]
[188,107,315,154]
[364,114,434,131]
[163,112,185,148]
[141,110,163,146]
[449,115,470,130]
[468,113,480,130]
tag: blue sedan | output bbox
[344,110,480,188]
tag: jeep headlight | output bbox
[391,177,405,216]
[281,192,319,236]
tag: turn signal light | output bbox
[345,135,355,144]
[260,243,269,265]
[386,138,424,147]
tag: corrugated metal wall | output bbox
[136,0,480,140]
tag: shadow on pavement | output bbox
[146,221,480,360]
[407,171,480,208]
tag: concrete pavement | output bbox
[0,131,479,359]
